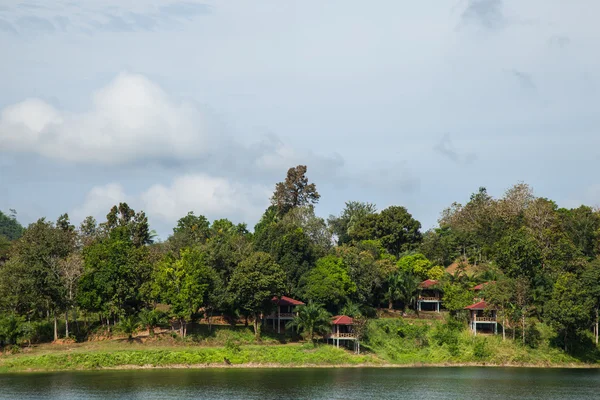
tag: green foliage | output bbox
[494,227,542,279]
[427,265,446,280]
[152,248,218,331]
[441,283,473,314]
[118,316,140,340]
[385,269,419,311]
[0,210,24,241]
[169,212,210,251]
[0,314,25,346]
[397,253,432,280]
[138,309,168,337]
[271,165,320,216]
[0,345,378,372]
[351,206,422,257]
[300,255,356,309]
[286,302,331,344]
[78,227,151,317]
[228,252,286,338]
[328,201,377,245]
[545,272,592,350]
[473,338,491,359]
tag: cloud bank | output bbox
[0,72,222,164]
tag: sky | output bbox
[1,0,599,239]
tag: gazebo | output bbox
[328,315,360,354]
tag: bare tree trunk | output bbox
[502,316,506,341]
[596,307,598,344]
[522,314,525,345]
[53,312,58,342]
[65,310,69,338]
[253,314,261,339]
[388,300,393,310]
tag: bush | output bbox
[0,314,25,347]
[21,321,53,344]
[525,320,542,349]
[431,317,464,356]
[225,338,241,353]
[473,338,491,360]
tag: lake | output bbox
[1,367,599,399]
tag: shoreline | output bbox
[4,361,600,373]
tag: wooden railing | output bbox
[474,316,496,322]
[329,333,356,338]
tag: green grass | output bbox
[2,318,599,373]
[0,344,380,373]
[363,318,598,366]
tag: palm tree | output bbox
[138,309,166,338]
[286,302,331,346]
[340,301,362,318]
[119,316,140,341]
[385,270,419,311]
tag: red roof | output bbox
[271,296,305,306]
[465,300,489,310]
[331,315,354,325]
[472,281,495,291]
[419,279,439,289]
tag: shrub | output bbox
[473,338,491,360]
[0,314,25,347]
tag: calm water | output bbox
[1,367,599,399]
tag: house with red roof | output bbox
[265,296,305,333]
[417,279,442,312]
[328,315,360,354]
[465,300,498,335]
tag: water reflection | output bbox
[0,368,599,400]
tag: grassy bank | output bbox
[0,343,380,373]
[364,318,600,366]
[2,317,600,373]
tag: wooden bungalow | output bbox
[328,315,360,354]
[264,296,304,333]
[418,279,442,312]
[465,300,497,335]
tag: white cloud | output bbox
[0,72,218,164]
[140,174,270,224]
[72,174,271,232]
[72,183,129,221]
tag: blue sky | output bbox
[1,0,599,239]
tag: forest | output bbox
[1,165,600,358]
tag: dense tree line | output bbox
[1,169,600,353]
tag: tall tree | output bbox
[545,272,592,351]
[228,252,286,338]
[328,201,377,245]
[0,210,24,241]
[351,206,422,257]
[271,165,320,216]
[300,255,356,310]
[78,226,150,322]
[169,212,211,252]
[152,248,218,337]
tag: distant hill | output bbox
[0,210,24,241]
